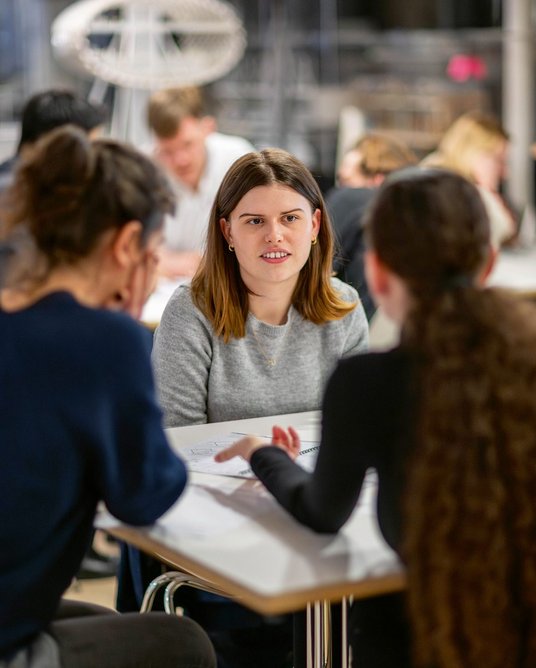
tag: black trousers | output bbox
[117,546,293,668]
[49,600,216,668]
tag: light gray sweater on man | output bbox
[152,278,369,427]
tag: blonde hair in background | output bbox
[428,110,509,182]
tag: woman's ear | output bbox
[312,208,321,238]
[364,250,389,298]
[219,217,231,244]
[365,251,411,324]
[111,221,144,268]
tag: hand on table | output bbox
[215,425,301,464]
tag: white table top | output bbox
[97,412,404,614]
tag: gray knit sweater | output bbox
[152,278,369,426]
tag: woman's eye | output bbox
[247,218,263,226]
[284,214,298,223]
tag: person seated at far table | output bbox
[0,88,107,194]
[147,86,255,279]
[218,168,536,668]
[327,132,416,320]
[122,148,369,668]
[422,110,518,248]
[0,126,216,668]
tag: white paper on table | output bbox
[182,432,320,478]
[154,483,276,539]
[153,470,378,539]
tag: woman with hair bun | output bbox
[218,168,536,667]
[0,126,216,668]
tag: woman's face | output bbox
[220,184,321,294]
[470,140,508,192]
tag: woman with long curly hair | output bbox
[218,167,536,667]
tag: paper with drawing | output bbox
[182,432,320,478]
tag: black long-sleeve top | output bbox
[250,347,417,551]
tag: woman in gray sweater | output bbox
[153,148,368,427]
[148,148,368,668]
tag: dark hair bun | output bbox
[19,125,95,262]
[2,125,174,270]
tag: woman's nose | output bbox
[265,220,283,243]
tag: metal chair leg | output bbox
[140,571,185,612]
[141,569,234,614]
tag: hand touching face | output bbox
[106,229,163,319]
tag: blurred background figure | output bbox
[422,110,518,248]
[147,86,254,279]
[0,88,107,194]
[327,132,417,320]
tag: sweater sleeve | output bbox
[152,286,213,427]
[343,300,369,357]
[94,318,188,526]
[250,356,373,533]
[332,278,369,357]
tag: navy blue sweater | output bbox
[0,292,187,659]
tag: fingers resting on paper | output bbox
[214,436,266,463]
[214,425,301,464]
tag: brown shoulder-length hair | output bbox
[353,132,417,178]
[191,148,355,341]
[366,167,536,668]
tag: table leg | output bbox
[341,597,349,668]
[304,600,335,668]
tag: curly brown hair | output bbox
[366,168,536,668]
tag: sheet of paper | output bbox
[182,431,320,478]
[155,483,275,538]
[97,482,276,539]
[96,469,379,539]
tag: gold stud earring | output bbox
[228,243,235,252]
[311,237,318,246]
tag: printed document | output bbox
[182,432,319,478]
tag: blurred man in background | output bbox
[147,86,254,278]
